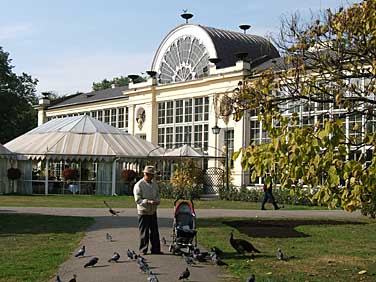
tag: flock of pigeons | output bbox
[55,201,287,282]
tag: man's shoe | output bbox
[261,207,266,210]
[151,251,164,255]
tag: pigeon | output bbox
[104,200,120,216]
[277,248,284,260]
[106,232,113,242]
[84,257,99,268]
[183,254,195,265]
[246,274,256,282]
[178,267,190,281]
[108,252,120,262]
[211,253,228,266]
[127,249,134,260]
[230,231,261,255]
[161,236,167,245]
[132,250,138,260]
[147,271,160,282]
[137,259,149,274]
[68,274,77,282]
[211,246,224,257]
[74,245,85,257]
[55,275,62,282]
[192,250,207,262]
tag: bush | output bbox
[361,192,376,218]
[7,168,21,180]
[218,185,315,206]
[121,169,137,182]
[159,181,203,200]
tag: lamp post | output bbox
[212,124,229,192]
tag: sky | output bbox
[1,0,357,96]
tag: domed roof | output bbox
[151,24,280,84]
[200,25,280,68]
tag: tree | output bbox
[0,47,38,144]
[92,75,146,91]
[228,0,376,215]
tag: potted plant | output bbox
[7,167,21,194]
[121,169,137,182]
[62,168,79,182]
[7,167,21,180]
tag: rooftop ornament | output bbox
[239,24,251,34]
[181,10,193,24]
[128,74,140,83]
[146,70,157,78]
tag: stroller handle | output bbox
[174,197,195,209]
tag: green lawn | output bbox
[0,195,325,210]
[0,214,94,282]
[197,217,376,282]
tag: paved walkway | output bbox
[0,207,363,282]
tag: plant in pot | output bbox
[121,169,137,195]
[62,167,79,183]
[7,167,21,194]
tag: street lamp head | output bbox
[212,125,221,135]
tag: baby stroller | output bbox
[169,198,197,255]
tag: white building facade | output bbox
[36,23,281,190]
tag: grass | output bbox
[0,195,326,210]
[197,217,376,282]
[0,214,94,282]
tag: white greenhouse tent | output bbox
[5,115,164,195]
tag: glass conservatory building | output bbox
[36,22,281,190]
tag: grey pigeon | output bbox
[106,232,113,242]
[108,252,120,262]
[127,249,134,260]
[137,259,149,274]
[84,257,99,268]
[147,271,160,282]
[74,245,85,257]
[277,248,284,260]
[211,253,228,266]
[178,267,190,281]
[55,275,62,282]
[68,274,77,282]
[246,274,255,282]
[183,254,195,265]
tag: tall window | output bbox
[225,129,234,168]
[158,97,209,149]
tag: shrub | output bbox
[7,168,21,180]
[218,185,315,206]
[159,181,203,200]
[121,169,137,182]
[361,192,376,218]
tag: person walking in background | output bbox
[133,165,163,255]
[261,182,280,210]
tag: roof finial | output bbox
[239,24,251,34]
[181,10,193,24]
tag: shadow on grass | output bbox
[223,219,366,238]
[0,213,94,235]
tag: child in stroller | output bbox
[169,199,197,255]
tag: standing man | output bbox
[133,165,163,255]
